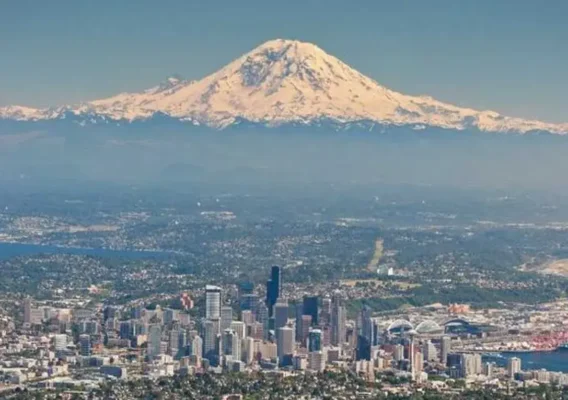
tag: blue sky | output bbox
[1,0,567,122]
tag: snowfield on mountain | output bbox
[1,39,567,134]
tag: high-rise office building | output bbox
[308,351,325,372]
[460,353,482,378]
[169,329,180,357]
[274,300,289,331]
[422,340,438,361]
[299,315,312,346]
[440,336,451,366]
[79,334,91,357]
[294,303,303,341]
[220,306,233,331]
[359,305,373,341]
[240,310,255,326]
[277,326,294,366]
[23,298,32,325]
[202,319,220,360]
[54,334,67,351]
[191,335,203,357]
[230,321,246,340]
[483,362,494,378]
[302,296,319,326]
[243,336,255,364]
[331,296,346,346]
[393,344,405,361]
[321,296,332,325]
[241,294,259,314]
[308,329,322,352]
[223,329,241,361]
[266,266,281,318]
[507,357,521,379]
[205,285,222,320]
[119,321,131,340]
[147,324,162,359]
[163,308,178,325]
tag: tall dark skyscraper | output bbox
[266,265,281,318]
[302,296,319,326]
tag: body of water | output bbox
[484,348,568,373]
[0,241,173,260]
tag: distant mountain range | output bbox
[1,39,567,135]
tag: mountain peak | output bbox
[1,39,567,134]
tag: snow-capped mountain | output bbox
[1,39,567,134]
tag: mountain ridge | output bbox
[1,38,567,135]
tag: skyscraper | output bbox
[277,326,294,366]
[507,357,521,379]
[241,294,259,314]
[230,321,246,340]
[302,296,319,326]
[308,329,322,352]
[147,324,162,359]
[422,340,438,362]
[220,306,233,331]
[266,266,281,318]
[202,319,220,360]
[274,300,289,331]
[223,329,241,361]
[54,334,67,351]
[299,315,313,347]
[79,334,92,357]
[23,297,32,325]
[331,296,346,347]
[240,310,255,326]
[119,321,131,340]
[321,296,332,325]
[191,335,203,357]
[205,285,222,320]
[440,336,451,366]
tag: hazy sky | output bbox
[1,0,567,123]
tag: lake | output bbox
[484,348,568,373]
[0,241,173,260]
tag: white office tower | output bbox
[259,341,278,360]
[331,296,346,347]
[277,326,294,365]
[308,351,326,372]
[393,344,405,361]
[440,336,451,366]
[243,337,255,364]
[191,335,203,357]
[241,310,255,326]
[507,357,521,379]
[205,285,222,320]
[483,362,493,378]
[230,321,246,340]
[422,340,438,362]
[413,352,424,381]
[220,306,233,331]
[53,334,67,351]
[147,324,162,359]
[460,353,482,378]
[223,329,241,362]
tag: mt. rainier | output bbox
[1,39,567,134]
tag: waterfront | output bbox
[0,241,173,260]
[485,349,568,373]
